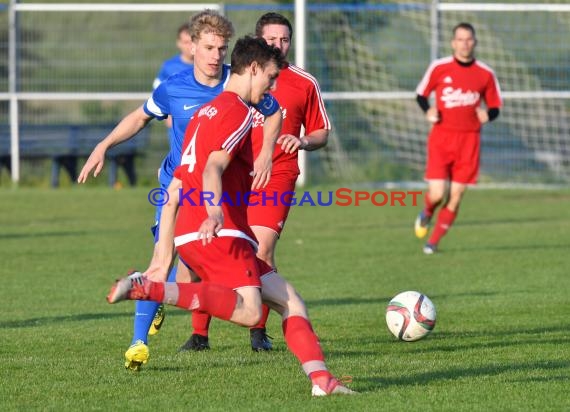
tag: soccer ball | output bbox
[386,291,436,341]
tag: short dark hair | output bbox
[453,22,476,38]
[230,35,286,74]
[255,12,293,40]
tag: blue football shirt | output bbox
[144,64,279,188]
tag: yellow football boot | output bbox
[124,340,149,372]
[148,304,166,336]
[414,211,431,239]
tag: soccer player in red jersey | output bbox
[106,36,355,396]
[182,12,331,352]
[79,10,283,369]
[414,22,503,254]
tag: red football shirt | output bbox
[174,91,256,242]
[416,56,502,132]
[250,63,331,174]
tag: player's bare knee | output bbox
[256,248,274,268]
[429,191,445,205]
[242,306,262,327]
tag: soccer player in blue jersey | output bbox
[78,10,282,371]
[152,22,194,90]
[141,22,195,338]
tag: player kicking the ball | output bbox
[79,11,282,371]
[181,12,332,353]
[107,36,355,396]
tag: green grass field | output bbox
[1,187,569,411]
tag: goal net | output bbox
[303,1,570,186]
[2,2,569,186]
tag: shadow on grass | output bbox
[431,324,570,339]
[0,310,188,329]
[396,335,570,354]
[307,297,392,307]
[360,360,570,390]
[150,355,273,372]
[509,375,570,383]
[0,230,90,240]
[307,290,500,308]
[325,324,570,357]
[458,216,564,227]
[453,243,570,253]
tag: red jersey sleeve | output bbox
[483,70,503,109]
[282,65,330,136]
[302,79,331,135]
[416,58,446,97]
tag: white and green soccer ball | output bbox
[386,291,436,341]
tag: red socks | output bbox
[191,311,212,337]
[147,281,237,321]
[428,206,457,246]
[282,316,327,376]
[424,192,439,218]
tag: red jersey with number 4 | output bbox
[416,56,502,132]
[173,91,255,240]
[250,63,330,174]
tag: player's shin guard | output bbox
[428,206,457,246]
[282,316,327,376]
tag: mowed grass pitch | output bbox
[1,187,569,411]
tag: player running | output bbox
[414,22,502,254]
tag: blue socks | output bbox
[130,266,177,345]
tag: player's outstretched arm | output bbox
[144,177,181,282]
[77,106,152,183]
[252,107,282,190]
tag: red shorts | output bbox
[247,170,298,235]
[425,128,480,184]
[177,237,273,290]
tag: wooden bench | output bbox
[0,124,150,187]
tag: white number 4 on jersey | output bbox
[180,125,199,172]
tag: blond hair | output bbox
[189,9,234,42]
